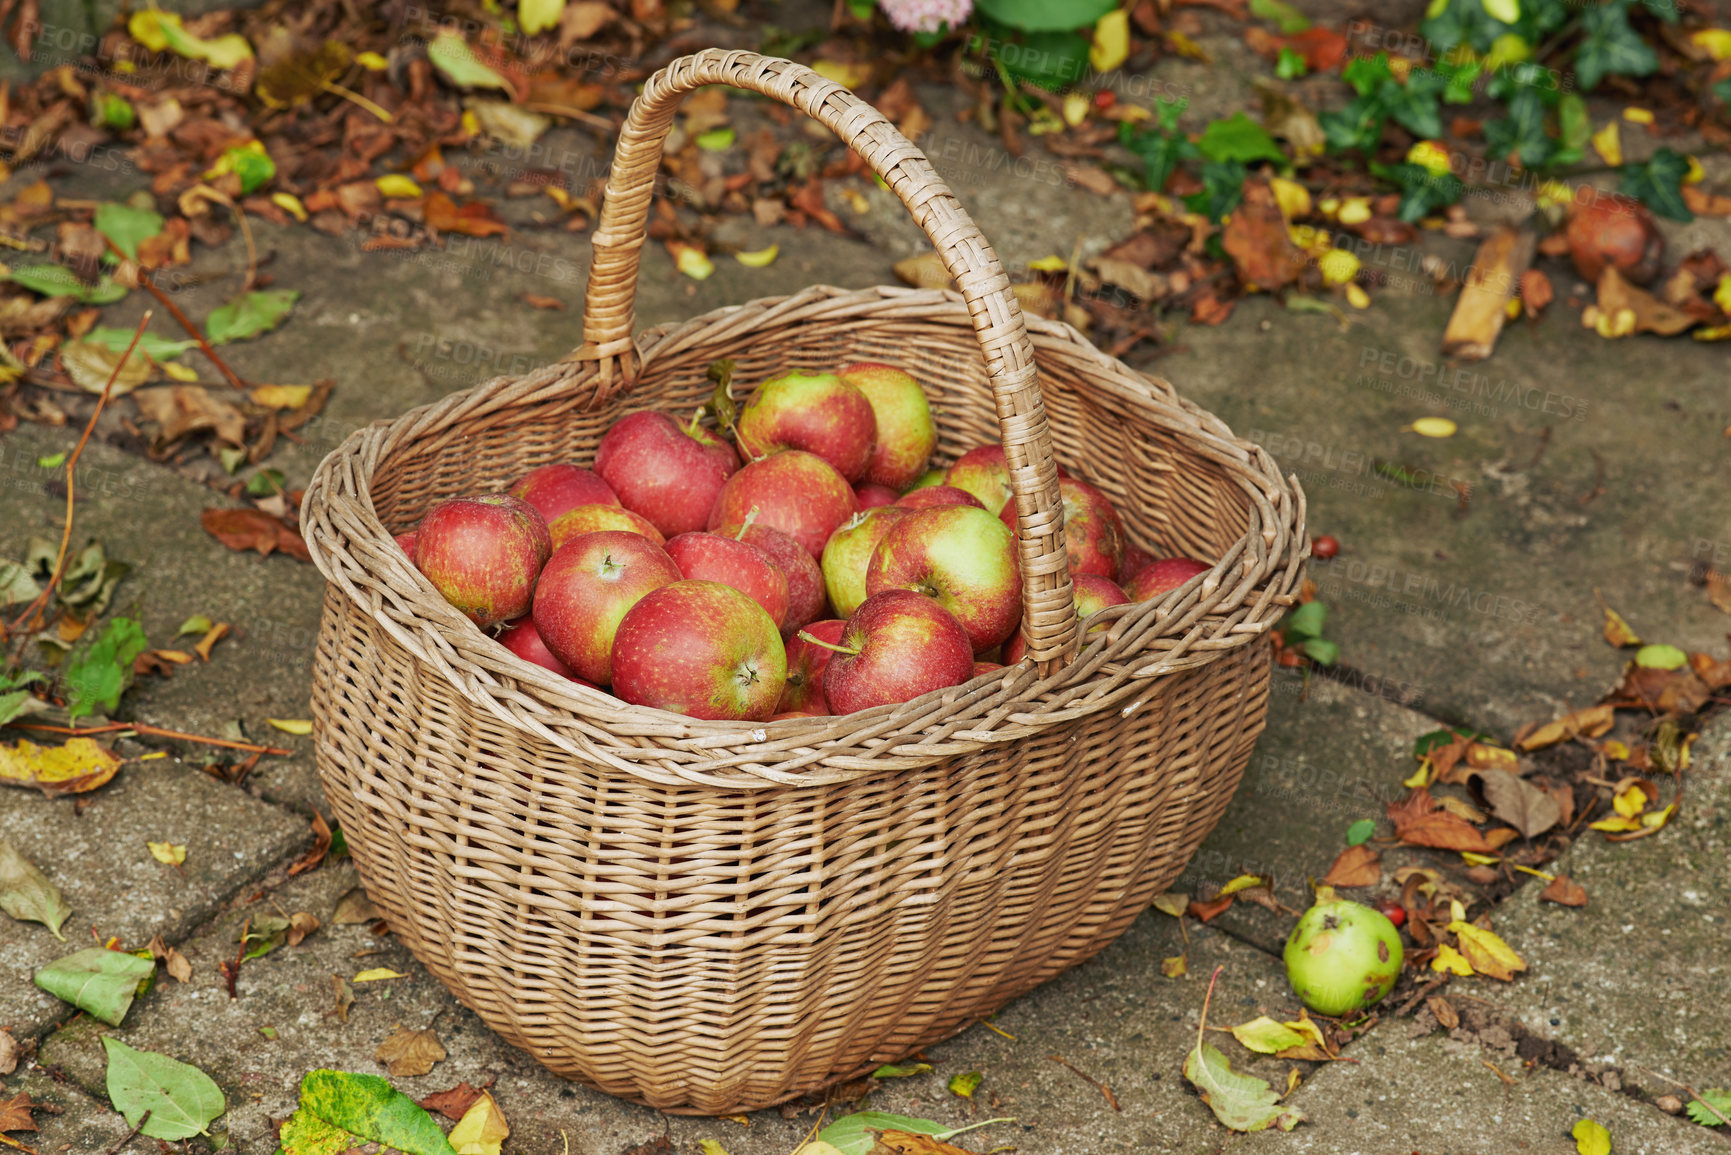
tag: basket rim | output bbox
[300,284,1308,789]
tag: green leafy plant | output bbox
[1618,148,1693,222]
[1688,1088,1731,1127]
[104,1037,226,1142]
[0,667,45,728]
[1282,600,1338,667]
[1119,98,1198,193]
[65,616,149,722]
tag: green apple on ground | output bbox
[734,371,878,483]
[865,504,1022,653]
[840,361,936,491]
[413,494,551,628]
[1284,899,1404,1017]
[532,530,682,684]
[611,580,788,721]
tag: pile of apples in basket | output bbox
[399,362,1209,722]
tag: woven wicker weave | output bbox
[301,50,1306,1115]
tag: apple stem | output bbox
[795,630,860,657]
[733,506,761,540]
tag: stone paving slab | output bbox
[0,1066,150,1154]
[1143,288,1731,737]
[38,857,1304,1155]
[1175,670,1442,954]
[0,755,305,1038]
[1469,711,1731,1098]
[1235,1026,1718,1155]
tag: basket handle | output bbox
[571,49,1077,672]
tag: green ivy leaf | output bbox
[1482,87,1556,168]
[1319,98,1384,153]
[1574,1,1656,91]
[989,28,1090,90]
[0,837,71,939]
[94,202,164,263]
[1196,112,1285,165]
[1715,77,1731,109]
[1342,54,1393,98]
[94,92,136,131]
[205,289,300,344]
[5,264,129,303]
[66,616,148,722]
[294,1071,455,1155]
[1370,161,1465,221]
[85,326,198,361]
[1119,118,1199,192]
[1379,71,1446,139]
[1346,819,1376,846]
[974,0,1116,32]
[1422,0,1515,55]
[103,1037,226,1141]
[33,947,155,1025]
[1182,160,1247,222]
[1249,0,1310,33]
[1302,637,1340,666]
[1276,47,1307,79]
[1557,92,1590,152]
[426,31,510,90]
[1618,148,1693,223]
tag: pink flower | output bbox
[879,0,973,34]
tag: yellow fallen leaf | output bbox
[697,1142,732,1155]
[1691,29,1731,60]
[1406,140,1452,178]
[1028,254,1068,273]
[1161,954,1187,978]
[0,738,124,796]
[1613,783,1648,819]
[811,60,871,89]
[795,1145,847,1155]
[266,718,313,735]
[460,109,480,137]
[1572,1117,1611,1155]
[1090,8,1130,73]
[1448,921,1525,981]
[1404,760,1431,789]
[1459,851,1501,866]
[449,1091,509,1155]
[159,361,200,382]
[1282,1013,1327,1051]
[1621,107,1654,125]
[250,384,311,410]
[667,242,713,281]
[1641,802,1675,829]
[1062,92,1089,127]
[1337,197,1372,225]
[1589,815,1643,833]
[733,246,778,268]
[1217,873,1271,897]
[1431,943,1473,975]
[352,968,406,982]
[148,841,186,865]
[1411,417,1457,438]
[271,192,308,222]
[1602,739,1630,760]
[1270,177,1311,220]
[1345,284,1371,310]
[356,51,389,71]
[1591,121,1622,166]
[1165,30,1209,61]
[1318,249,1359,285]
[376,174,423,199]
[1230,1016,1308,1054]
[1505,297,1522,320]
[1601,602,1640,647]
[1285,1068,1301,1096]
[1151,892,1188,917]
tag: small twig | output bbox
[1633,1064,1731,1129]
[1048,1054,1121,1112]
[521,101,614,133]
[99,1108,150,1155]
[4,312,152,638]
[321,79,394,123]
[1524,425,1551,470]
[5,721,291,755]
[1578,448,1606,504]
[130,266,250,392]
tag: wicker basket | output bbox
[301,49,1305,1115]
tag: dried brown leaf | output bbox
[1320,844,1381,888]
[201,508,311,562]
[1475,770,1562,839]
[1540,874,1587,906]
[1223,183,1305,290]
[376,1025,446,1077]
[287,911,319,947]
[1388,789,1495,853]
[1518,704,1615,750]
[333,887,380,925]
[331,974,354,1023]
[421,1081,487,1121]
[0,1028,16,1076]
[288,812,332,875]
[0,1091,38,1133]
[165,945,192,983]
[1427,996,1459,1030]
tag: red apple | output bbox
[413,494,551,627]
[865,504,1021,653]
[897,485,985,511]
[999,476,1125,580]
[594,410,740,537]
[817,590,974,714]
[394,531,417,557]
[532,531,681,684]
[498,618,594,685]
[779,618,845,715]
[721,521,827,635]
[854,483,900,509]
[1130,557,1210,600]
[735,371,878,483]
[840,362,936,490]
[945,445,1069,516]
[821,507,909,619]
[664,531,790,628]
[1002,573,1130,662]
[509,463,618,526]
[972,660,1003,676]
[708,450,857,558]
[611,580,787,721]
[1121,542,1154,585]
[548,503,666,550]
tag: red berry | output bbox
[1092,90,1116,110]
[1312,535,1340,559]
[1377,901,1406,928]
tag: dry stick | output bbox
[98,1108,149,1155]
[1047,1054,1121,1112]
[6,721,292,756]
[4,311,153,637]
[103,244,251,392]
[1633,1064,1731,1128]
